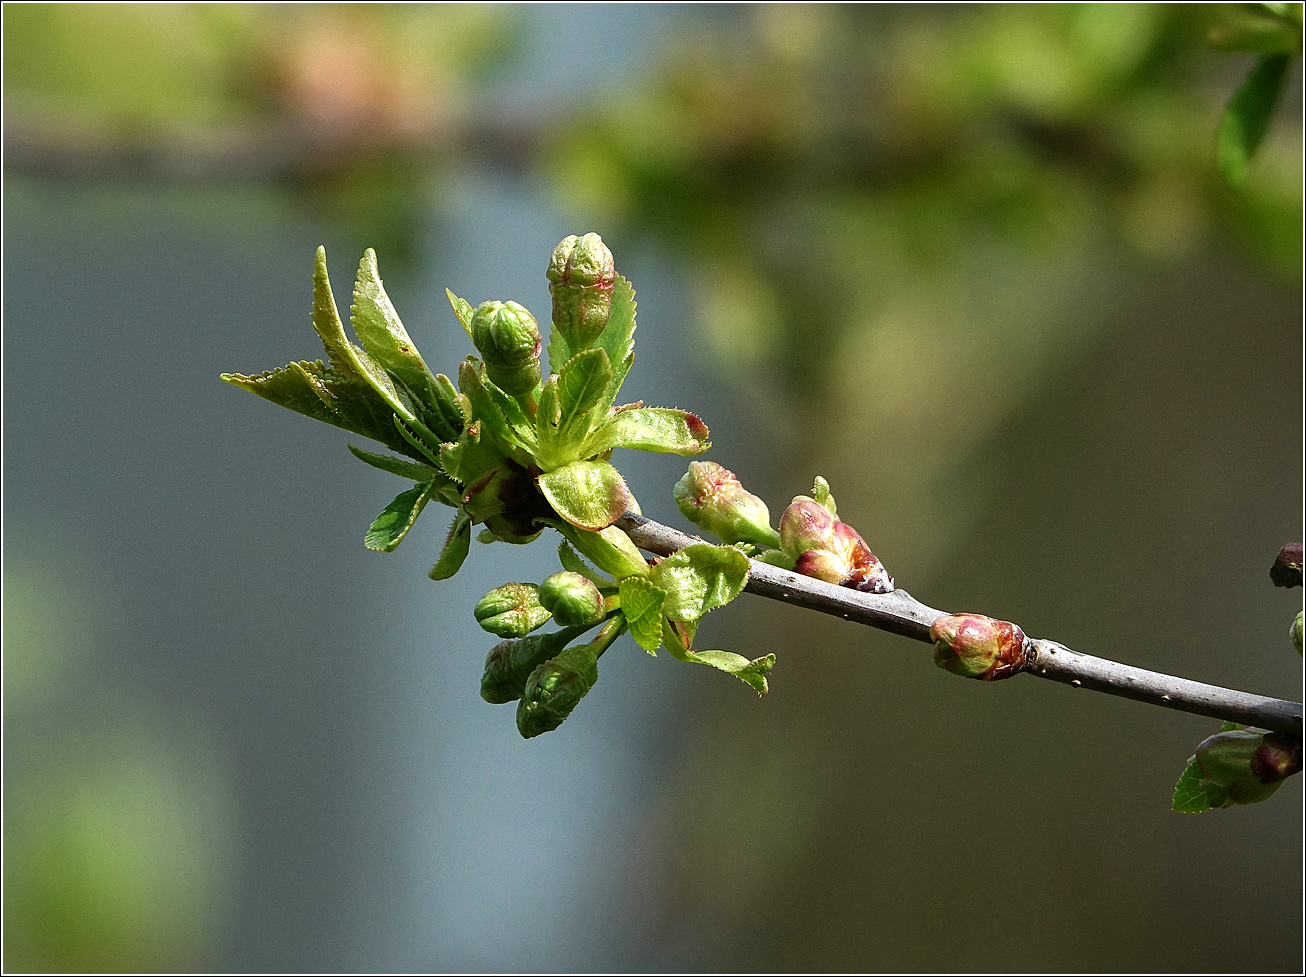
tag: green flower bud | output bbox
[474,582,551,638]
[674,461,779,548]
[547,233,616,350]
[516,642,600,739]
[470,300,542,395]
[930,613,1027,681]
[538,571,606,628]
[480,626,589,704]
[1193,729,1263,786]
[1292,610,1303,656]
[779,497,893,593]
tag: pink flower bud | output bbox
[674,461,778,547]
[779,498,893,594]
[929,613,1027,681]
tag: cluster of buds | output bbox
[673,461,779,548]
[1191,727,1302,807]
[929,613,1027,681]
[548,233,616,350]
[778,496,893,594]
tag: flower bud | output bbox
[1193,729,1263,786]
[547,233,616,350]
[1270,542,1302,588]
[1292,611,1303,656]
[470,300,542,395]
[1249,731,1302,784]
[538,571,606,628]
[474,582,551,638]
[779,498,893,593]
[516,642,600,738]
[673,461,779,548]
[480,627,585,704]
[930,613,1027,681]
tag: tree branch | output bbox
[616,513,1304,736]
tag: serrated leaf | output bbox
[429,511,472,580]
[311,247,416,423]
[365,482,435,552]
[557,348,613,450]
[394,414,443,466]
[619,577,667,652]
[351,249,451,439]
[538,460,631,531]
[536,374,563,468]
[348,444,441,482]
[596,274,637,408]
[549,521,650,580]
[458,357,534,466]
[692,650,776,696]
[446,288,475,340]
[558,541,614,587]
[649,543,750,622]
[1172,758,1230,813]
[583,407,710,457]
[1218,53,1291,185]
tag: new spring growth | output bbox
[1193,728,1302,806]
[517,616,627,738]
[470,300,543,396]
[481,626,591,705]
[548,232,616,350]
[538,571,606,628]
[929,613,1027,681]
[778,496,894,594]
[475,583,551,638]
[674,461,780,548]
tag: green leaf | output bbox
[812,476,837,516]
[538,460,632,531]
[446,288,476,340]
[394,414,443,466]
[583,407,710,457]
[351,249,453,438]
[457,357,535,466]
[1217,53,1292,185]
[692,650,776,696]
[619,577,667,652]
[348,444,442,482]
[429,512,472,580]
[1172,758,1231,813]
[649,543,750,622]
[1208,5,1301,53]
[310,247,415,423]
[365,482,434,552]
[1218,720,1246,733]
[595,274,638,408]
[558,541,614,588]
[535,374,563,468]
[557,347,613,448]
[549,521,650,580]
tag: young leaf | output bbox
[583,407,710,457]
[692,650,776,696]
[446,289,476,340]
[595,274,638,407]
[619,577,667,652]
[348,444,441,482]
[557,347,613,448]
[365,482,435,552]
[311,247,416,423]
[649,543,750,622]
[458,357,535,466]
[1217,53,1292,185]
[1171,758,1230,813]
[535,374,563,468]
[351,249,448,427]
[558,541,614,588]
[548,520,650,580]
[429,512,472,580]
[538,460,632,531]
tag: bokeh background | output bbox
[3,4,1302,972]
